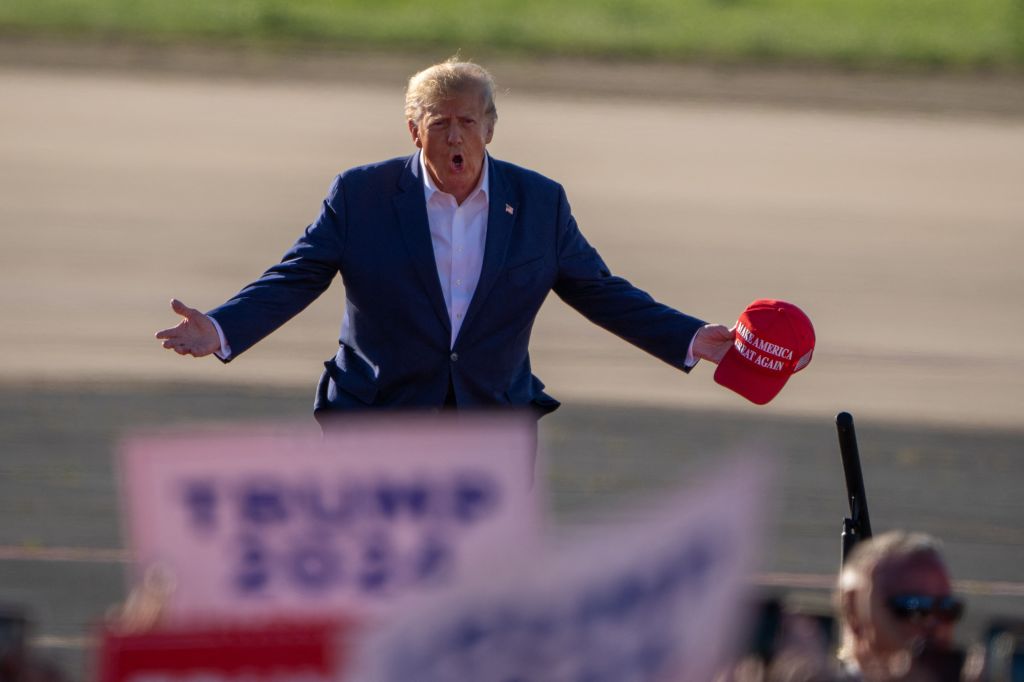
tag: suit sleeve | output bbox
[206,175,347,360]
[551,185,705,372]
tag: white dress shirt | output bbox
[415,150,489,348]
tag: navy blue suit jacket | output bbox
[208,154,705,418]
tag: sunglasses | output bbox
[886,595,964,623]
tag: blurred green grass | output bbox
[1,0,1023,71]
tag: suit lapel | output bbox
[456,156,517,348]
[393,155,452,336]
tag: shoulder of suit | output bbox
[490,157,563,195]
[337,155,410,183]
[321,156,410,205]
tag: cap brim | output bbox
[714,346,790,406]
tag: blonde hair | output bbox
[404,58,497,125]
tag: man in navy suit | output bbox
[157,59,734,422]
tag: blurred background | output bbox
[1,0,1022,679]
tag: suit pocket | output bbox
[324,346,379,405]
[506,255,545,287]
[505,374,561,417]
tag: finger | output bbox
[707,324,734,342]
[155,326,181,339]
[170,298,201,320]
[162,339,195,353]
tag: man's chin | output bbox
[440,171,478,194]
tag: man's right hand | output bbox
[155,299,221,357]
[692,323,735,365]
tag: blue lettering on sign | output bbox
[573,575,650,630]
[375,480,431,521]
[389,528,732,682]
[358,530,393,593]
[606,575,646,621]
[181,479,218,531]
[414,532,454,585]
[296,481,368,526]
[289,538,341,592]
[452,616,488,651]
[240,480,289,525]
[230,471,500,528]
[213,469,506,602]
[229,531,459,597]
[452,474,499,524]
[234,533,269,593]
[663,531,720,595]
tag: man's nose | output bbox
[447,124,463,144]
[920,618,954,647]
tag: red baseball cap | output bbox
[714,299,815,405]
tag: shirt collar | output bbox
[416,150,490,203]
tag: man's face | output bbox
[865,553,957,657]
[408,88,494,205]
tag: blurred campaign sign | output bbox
[119,414,540,624]
[97,620,347,682]
[351,460,770,682]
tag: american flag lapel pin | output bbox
[505,203,514,215]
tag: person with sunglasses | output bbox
[836,531,964,681]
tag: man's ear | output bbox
[485,120,495,145]
[842,591,865,637]
[408,119,422,148]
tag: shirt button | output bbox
[450,352,459,362]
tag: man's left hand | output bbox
[693,324,735,364]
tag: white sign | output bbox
[118,414,541,623]
[351,460,770,682]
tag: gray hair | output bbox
[839,531,944,594]
[404,58,498,125]
[836,531,947,662]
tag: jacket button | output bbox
[450,352,459,362]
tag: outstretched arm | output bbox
[552,185,732,371]
[156,174,347,362]
[155,298,221,357]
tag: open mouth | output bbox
[450,154,464,172]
